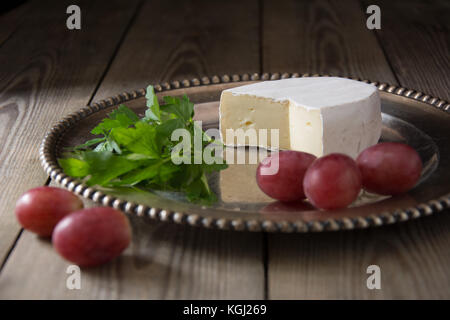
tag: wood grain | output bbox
[262,0,397,83]
[0,1,30,48]
[268,217,450,299]
[2,0,449,300]
[94,0,260,101]
[264,0,450,299]
[363,0,450,101]
[0,191,263,299]
[0,0,265,299]
[0,0,140,264]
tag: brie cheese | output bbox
[219,77,382,158]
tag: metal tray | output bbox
[40,73,450,232]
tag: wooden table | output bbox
[0,0,449,299]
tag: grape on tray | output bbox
[256,150,316,202]
[303,153,362,210]
[356,142,422,195]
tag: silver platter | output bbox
[40,73,450,232]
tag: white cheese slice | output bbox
[219,77,381,158]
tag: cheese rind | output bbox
[219,77,381,158]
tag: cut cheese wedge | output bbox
[219,77,382,158]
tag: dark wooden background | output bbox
[0,0,448,299]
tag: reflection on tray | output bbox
[219,147,272,203]
[217,146,419,217]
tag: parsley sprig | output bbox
[59,86,227,204]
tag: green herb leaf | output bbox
[58,158,90,177]
[91,105,138,135]
[82,151,144,186]
[185,172,217,204]
[59,85,228,204]
[72,137,106,150]
[155,118,186,150]
[111,121,159,158]
[111,104,139,122]
[144,85,161,122]
[161,95,194,122]
[111,159,163,186]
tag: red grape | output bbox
[356,142,422,195]
[256,151,317,202]
[303,154,362,210]
[52,207,131,267]
[15,186,83,237]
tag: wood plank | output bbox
[0,0,140,265]
[0,193,263,299]
[0,1,31,47]
[268,218,450,299]
[262,0,397,83]
[94,0,260,101]
[263,0,450,299]
[0,0,264,299]
[363,0,450,101]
